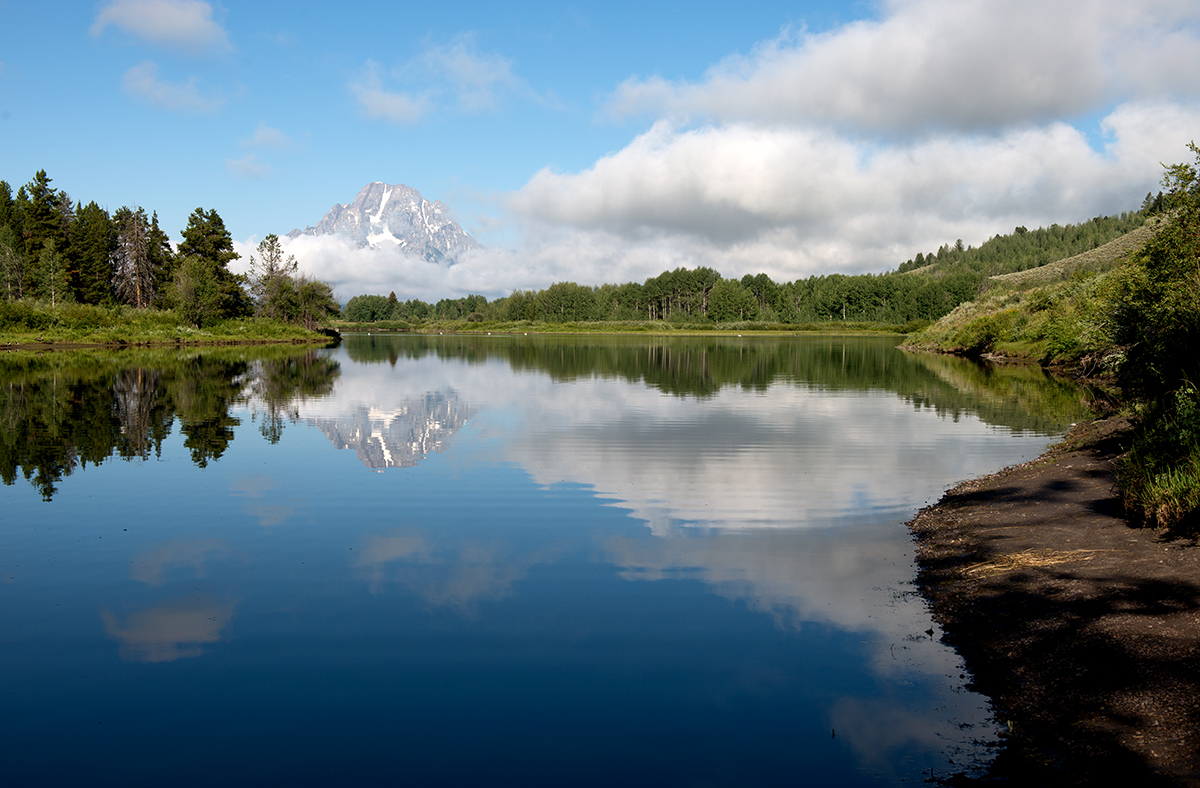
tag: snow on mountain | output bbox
[287,182,482,264]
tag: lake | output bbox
[0,334,1093,786]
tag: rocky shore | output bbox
[908,417,1200,786]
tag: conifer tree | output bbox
[71,202,116,305]
[178,207,249,317]
[112,207,155,308]
[0,223,26,301]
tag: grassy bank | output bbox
[905,149,1200,530]
[0,300,333,348]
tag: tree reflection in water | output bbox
[0,347,340,499]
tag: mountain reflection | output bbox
[312,392,475,469]
[0,347,340,500]
[341,333,1094,432]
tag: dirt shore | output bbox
[908,417,1200,786]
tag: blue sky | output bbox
[3,1,1200,300]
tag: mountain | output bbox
[287,182,482,263]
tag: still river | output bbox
[0,334,1093,786]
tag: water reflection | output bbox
[0,347,339,499]
[0,335,1095,784]
[354,529,531,612]
[129,539,232,586]
[312,392,475,469]
[101,595,237,663]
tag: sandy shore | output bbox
[908,417,1200,786]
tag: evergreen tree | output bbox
[71,202,116,305]
[148,212,176,307]
[0,223,26,301]
[246,233,298,320]
[112,207,154,308]
[21,170,66,261]
[178,207,249,317]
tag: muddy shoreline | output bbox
[908,417,1200,786]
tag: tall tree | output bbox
[177,207,248,317]
[112,207,154,308]
[148,212,176,307]
[0,223,26,301]
[33,240,72,307]
[246,233,298,320]
[21,170,66,261]
[71,202,116,305]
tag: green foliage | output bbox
[1118,386,1200,529]
[171,255,227,328]
[0,347,340,498]
[32,240,73,308]
[0,223,28,301]
[177,207,250,319]
[1108,144,1200,528]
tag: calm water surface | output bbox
[0,335,1093,786]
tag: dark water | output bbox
[0,335,1093,786]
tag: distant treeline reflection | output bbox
[346,333,1095,433]
[0,347,339,500]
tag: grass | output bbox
[904,220,1161,370]
[902,270,1119,372]
[905,210,1200,531]
[0,300,332,348]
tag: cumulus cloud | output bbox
[349,35,528,124]
[279,2,1200,299]
[503,101,1200,282]
[607,0,1200,133]
[121,61,223,112]
[91,0,231,55]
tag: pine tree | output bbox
[21,170,66,261]
[71,202,116,305]
[178,207,249,318]
[247,233,298,320]
[148,211,176,307]
[112,207,154,308]
[0,223,26,301]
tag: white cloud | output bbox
[607,0,1200,133]
[226,153,270,180]
[91,0,231,55]
[416,33,522,113]
[349,35,528,124]
[121,61,223,112]
[240,122,300,151]
[349,60,431,124]
[501,101,1200,284]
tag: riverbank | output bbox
[909,417,1200,786]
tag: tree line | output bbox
[344,208,1150,326]
[0,170,338,328]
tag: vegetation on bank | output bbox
[0,299,328,347]
[0,172,339,342]
[333,316,929,335]
[907,145,1200,530]
[342,210,1150,328]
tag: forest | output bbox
[343,208,1152,327]
[0,170,338,329]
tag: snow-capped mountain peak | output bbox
[287,182,482,263]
